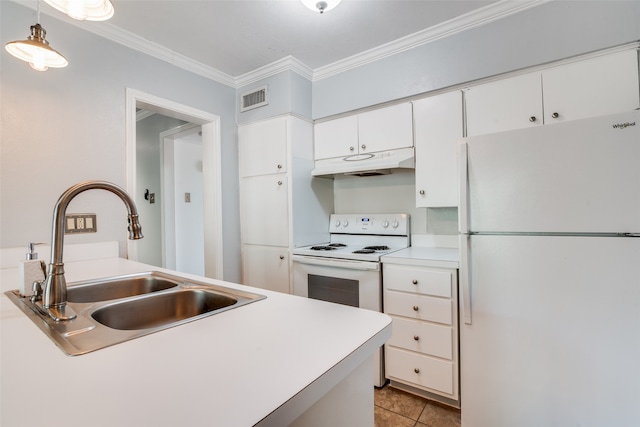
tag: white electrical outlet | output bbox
[65,214,97,234]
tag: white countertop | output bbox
[381,246,460,269]
[1,257,391,427]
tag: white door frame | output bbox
[125,88,223,280]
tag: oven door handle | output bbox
[291,255,380,271]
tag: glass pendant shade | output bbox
[5,24,68,71]
[43,0,114,21]
[301,0,342,14]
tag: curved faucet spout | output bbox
[42,181,143,321]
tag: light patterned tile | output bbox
[374,406,416,427]
[374,385,426,421]
[417,401,461,427]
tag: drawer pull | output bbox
[414,368,420,374]
[412,279,418,285]
[413,335,420,341]
[412,305,419,312]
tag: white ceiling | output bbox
[23,0,547,85]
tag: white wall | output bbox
[173,137,204,276]
[0,2,241,282]
[135,114,187,268]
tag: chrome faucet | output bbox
[39,181,143,321]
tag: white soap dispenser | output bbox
[18,243,46,297]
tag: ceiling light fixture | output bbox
[301,0,342,14]
[4,0,68,71]
[43,0,115,21]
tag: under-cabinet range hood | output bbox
[311,147,414,177]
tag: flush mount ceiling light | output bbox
[43,0,114,21]
[4,1,68,71]
[301,0,342,14]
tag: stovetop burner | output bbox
[353,249,376,254]
[310,246,337,251]
[363,245,390,251]
[328,243,347,247]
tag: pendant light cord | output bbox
[37,0,41,24]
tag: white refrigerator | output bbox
[458,110,640,427]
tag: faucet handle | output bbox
[128,214,143,240]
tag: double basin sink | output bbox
[6,271,266,355]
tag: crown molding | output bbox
[235,56,314,87]
[10,0,547,88]
[312,0,551,81]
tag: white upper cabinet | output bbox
[314,115,359,160]
[413,91,463,208]
[465,49,640,137]
[314,102,413,160]
[542,49,640,124]
[465,72,543,136]
[239,117,288,177]
[358,102,414,154]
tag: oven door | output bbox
[292,254,385,387]
[291,255,381,312]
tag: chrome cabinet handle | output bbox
[277,180,283,186]
[529,116,537,122]
[349,146,355,151]
[413,335,420,341]
[414,368,420,374]
[552,112,559,119]
[419,190,425,195]
[279,255,285,260]
[277,164,282,169]
[412,279,418,285]
[412,305,419,312]
[361,144,366,150]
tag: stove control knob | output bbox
[335,220,341,227]
[392,221,399,228]
[382,220,389,228]
[343,220,349,227]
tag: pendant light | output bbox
[43,0,114,21]
[4,0,68,71]
[301,0,342,14]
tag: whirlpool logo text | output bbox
[612,121,636,129]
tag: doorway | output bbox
[160,124,204,275]
[125,88,223,280]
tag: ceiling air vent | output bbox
[240,86,269,112]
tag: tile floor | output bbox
[374,384,461,427]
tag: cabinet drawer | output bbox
[384,290,452,325]
[388,316,452,359]
[385,346,454,395]
[384,264,452,297]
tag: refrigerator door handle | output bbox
[458,141,469,234]
[459,234,472,325]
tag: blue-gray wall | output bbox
[1,1,241,282]
[312,1,640,118]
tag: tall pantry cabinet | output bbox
[238,115,333,293]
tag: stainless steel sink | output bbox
[5,271,266,356]
[92,289,237,330]
[67,272,179,303]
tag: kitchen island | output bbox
[1,247,391,427]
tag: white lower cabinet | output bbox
[241,245,290,294]
[383,263,459,406]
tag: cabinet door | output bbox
[240,174,289,246]
[239,117,288,177]
[358,103,414,154]
[242,245,290,293]
[543,50,640,124]
[314,115,358,160]
[413,92,463,207]
[465,72,543,136]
